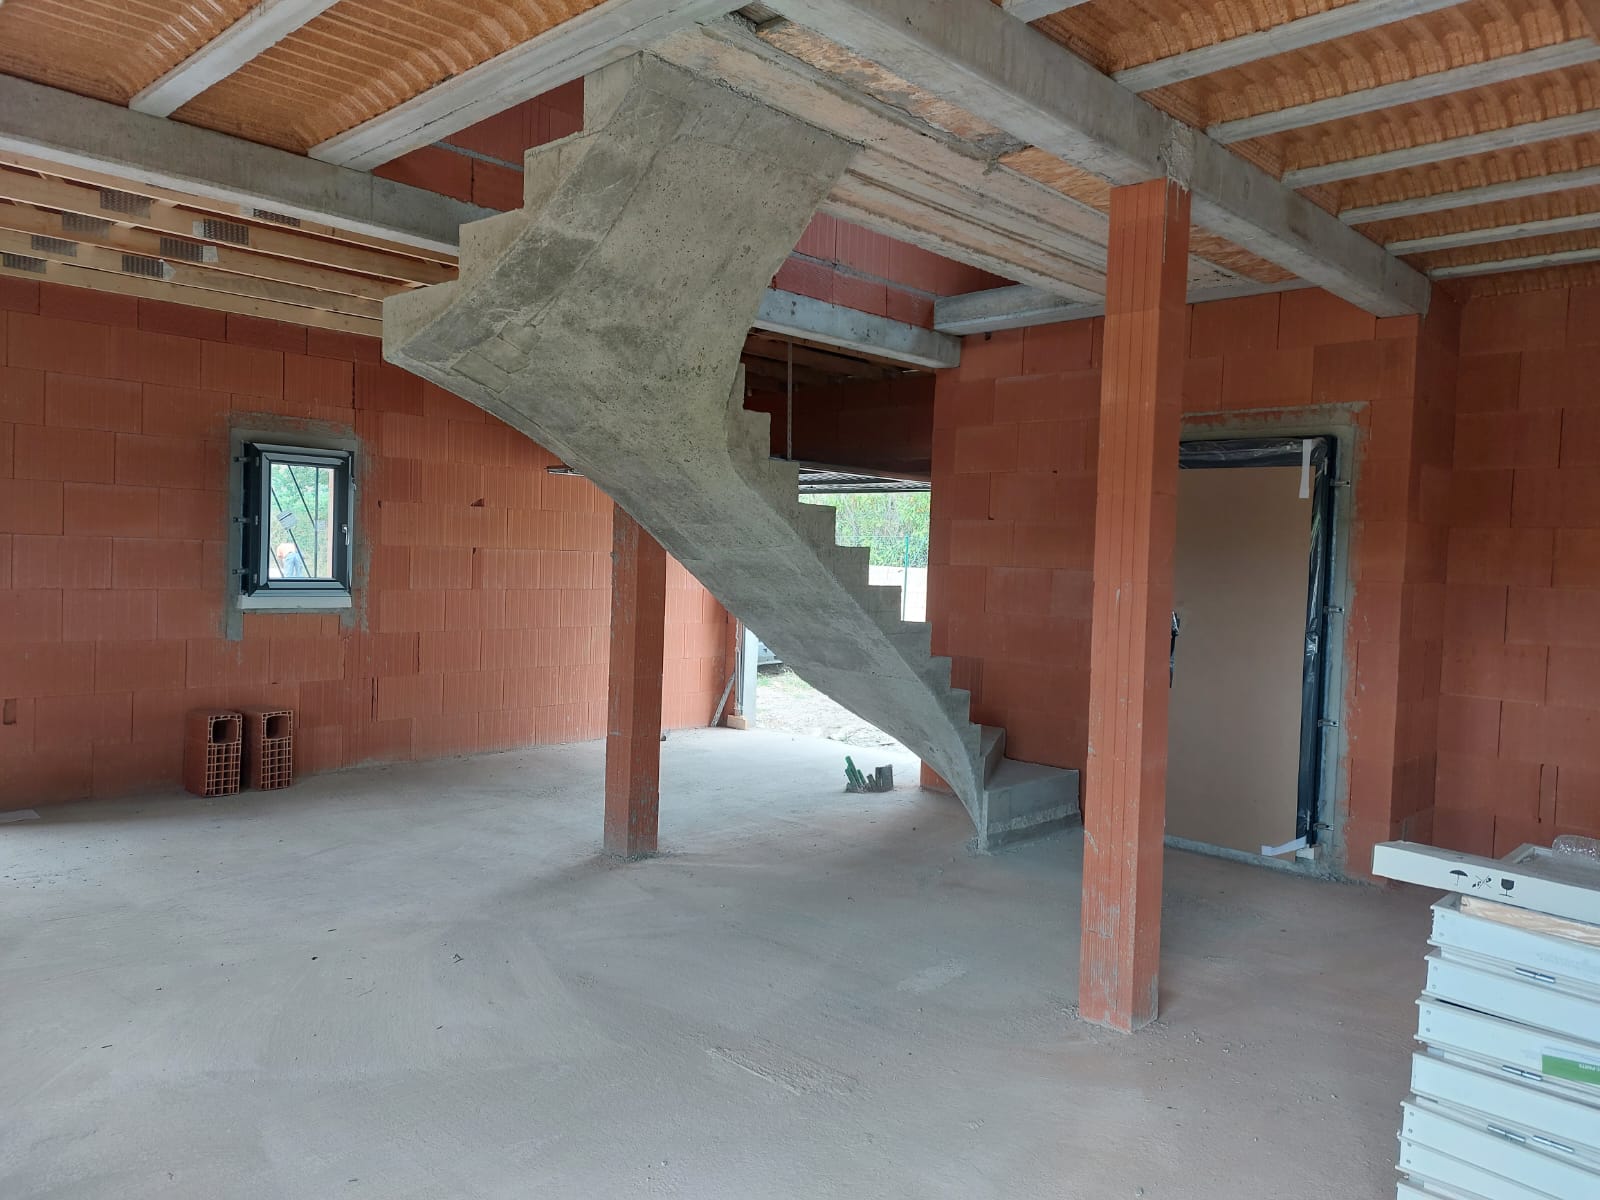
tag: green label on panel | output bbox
[1542,1054,1600,1087]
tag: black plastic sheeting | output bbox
[1178,437,1335,845]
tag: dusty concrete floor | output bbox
[753,665,903,748]
[1,729,1428,1199]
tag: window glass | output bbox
[266,461,337,581]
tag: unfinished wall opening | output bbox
[1166,438,1336,864]
[741,471,929,760]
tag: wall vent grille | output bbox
[99,188,152,218]
[120,253,169,279]
[197,218,249,245]
[159,236,215,263]
[251,208,301,227]
[29,235,77,256]
[1,252,47,273]
[61,213,111,236]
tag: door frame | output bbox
[1176,436,1338,849]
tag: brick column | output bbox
[1079,178,1190,1032]
[605,506,667,858]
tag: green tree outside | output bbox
[801,491,929,567]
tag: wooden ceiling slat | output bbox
[0,149,459,268]
[0,166,452,284]
[0,200,412,303]
[0,255,382,334]
[0,225,383,318]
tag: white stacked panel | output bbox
[1384,857,1600,1199]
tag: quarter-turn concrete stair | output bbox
[383,54,1078,849]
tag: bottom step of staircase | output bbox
[980,761,1081,852]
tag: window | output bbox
[238,442,353,608]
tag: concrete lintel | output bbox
[0,75,490,257]
[764,0,1430,316]
[755,288,960,368]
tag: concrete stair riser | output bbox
[384,54,1077,847]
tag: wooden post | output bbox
[605,505,667,858]
[1079,177,1190,1032]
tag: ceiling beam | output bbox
[755,288,959,368]
[933,278,1308,335]
[310,0,737,170]
[657,19,1114,298]
[0,75,489,258]
[999,1,1091,21]
[1282,109,1600,188]
[1210,41,1600,144]
[1431,245,1600,279]
[763,0,1428,315]
[1116,0,1461,94]
[1342,165,1600,225]
[129,0,343,118]
[1388,211,1600,255]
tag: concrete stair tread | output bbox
[383,54,1001,834]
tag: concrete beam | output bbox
[129,0,343,118]
[1430,245,1600,279]
[1388,211,1600,255]
[0,75,490,256]
[755,288,959,368]
[1000,0,1091,20]
[763,0,1430,316]
[1342,165,1600,225]
[310,0,736,170]
[1210,41,1600,144]
[1282,110,1600,188]
[1116,0,1460,93]
[934,278,1309,334]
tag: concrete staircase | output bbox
[383,54,1077,849]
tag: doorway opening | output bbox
[1166,437,1337,864]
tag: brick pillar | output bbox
[605,505,667,858]
[1079,178,1190,1032]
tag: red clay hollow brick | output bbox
[241,707,294,790]
[184,709,242,797]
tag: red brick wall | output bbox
[1436,284,1600,856]
[926,288,1458,876]
[776,214,1010,328]
[747,374,935,478]
[0,279,729,805]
